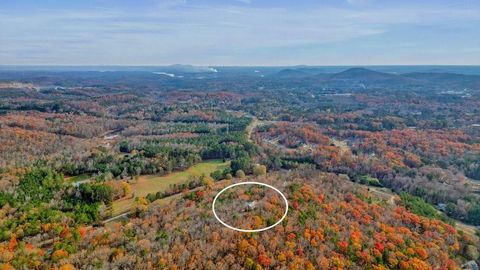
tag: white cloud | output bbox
[0,2,479,65]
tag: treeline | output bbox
[31,114,258,182]
[256,122,480,225]
[56,171,479,269]
[0,165,115,243]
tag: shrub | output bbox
[253,164,267,176]
[235,170,246,178]
[400,193,438,218]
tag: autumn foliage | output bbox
[37,171,475,269]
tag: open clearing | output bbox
[66,174,90,182]
[111,160,229,216]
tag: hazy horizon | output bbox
[1,64,480,68]
[3,64,480,75]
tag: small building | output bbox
[245,201,256,212]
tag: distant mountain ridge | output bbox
[272,67,480,90]
[328,67,417,83]
[274,67,327,78]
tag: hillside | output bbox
[1,67,480,269]
[54,170,477,269]
[273,68,326,78]
[271,67,480,91]
[327,68,415,84]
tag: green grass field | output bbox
[110,160,230,216]
[66,174,90,182]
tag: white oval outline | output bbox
[212,181,289,232]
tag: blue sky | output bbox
[0,0,479,65]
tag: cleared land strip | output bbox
[107,160,230,219]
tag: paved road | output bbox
[102,212,129,224]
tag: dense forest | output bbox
[1,67,480,269]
